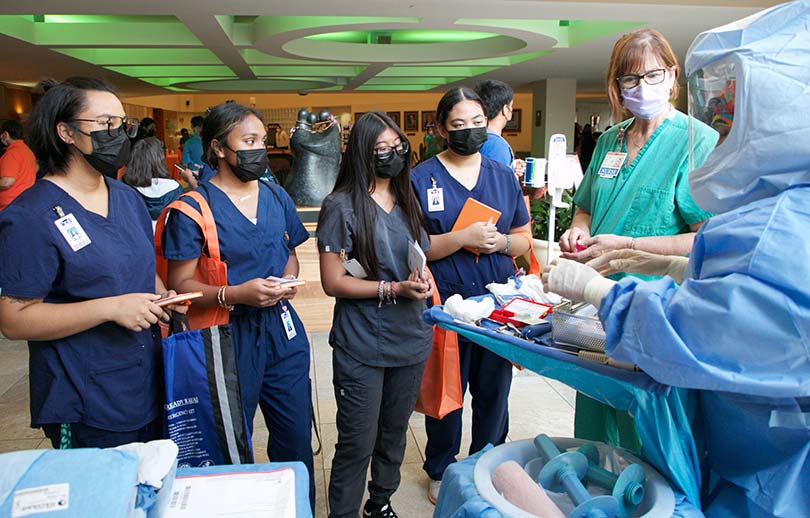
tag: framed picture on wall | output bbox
[387,111,401,127]
[421,111,436,129]
[504,109,522,133]
[404,111,419,132]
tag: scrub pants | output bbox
[42,417,162,449]
[232,307,314,513]
[423,336,513,481]
[328,346,425,518]
[574,393,641,452]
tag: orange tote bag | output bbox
[155,191,230,330]
[414,270,463,420]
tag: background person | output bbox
[161,102,315,510]
[0,120,37,210]
[544,3,810,515]
[317,111,433,518]
[121,136,183,223]
[475,79,526,178]
[411,87,532,504]
[557,28,718,451]
[0,77,185,448]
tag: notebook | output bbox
[451,197,502,255]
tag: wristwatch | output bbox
[503,233,512,254]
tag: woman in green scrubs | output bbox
[558,29,718,450]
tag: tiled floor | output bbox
[0,239,575,518]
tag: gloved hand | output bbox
[542,259,616,308]
[587,249,689,283]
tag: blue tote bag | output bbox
[163,317,253,468]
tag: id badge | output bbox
[427,187,444,212]
[597,152,627,179]
[342,258,368,279]
[280,304,297,340]
[54,213,92,251]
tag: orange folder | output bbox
[451,197,501,255]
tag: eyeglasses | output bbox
[71,116,140,138]
[616,69,667,90]
[373,141,409,158]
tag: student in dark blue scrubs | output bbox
[318,112,433,518]
[410,87,532,503]
[0,77,185,449]
[161,103,314,508]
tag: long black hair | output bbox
[329,111,423,279]
[27,77,116,176]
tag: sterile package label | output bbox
[502,298,553,325]
[12,483,69,517]
[164,468,295,518]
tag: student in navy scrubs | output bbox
[410,87,532,503]
[317,112,433,518]
[161,103,314,508]
[0,77,185,449]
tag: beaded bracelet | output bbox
[378,280,386,308]
[390,281,398,304]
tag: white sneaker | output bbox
[428,479,441,505]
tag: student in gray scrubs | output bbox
[317,112,434,518]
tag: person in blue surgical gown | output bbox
[542,2,810,516]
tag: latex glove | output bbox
[542,259,616,308]
[587,249,689,283]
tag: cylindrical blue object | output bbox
[523,157,536,187]
[535,434,620,518]
[577,444,646,517]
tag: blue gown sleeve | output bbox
[600,194,810,398]
[161,198,205,261]
[0,206,60,299]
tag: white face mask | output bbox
[621,81,672,119]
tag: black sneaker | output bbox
[362,499,399,518]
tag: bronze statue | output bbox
[285,108,341,207]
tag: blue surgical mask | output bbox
[621,82,671,119]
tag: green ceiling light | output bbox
[104,65,235,77]
[456,17,643,49]
[306,29,497,45]
[426,50,550,67]
[139,77,233,87]
[356,84,437,91]
[55,48,221,66]
[249,65,366,77]
[41,15,179,24]
[377,66,498,77]
[175,78,335,92]
[364,77,461,86]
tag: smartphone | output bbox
[266,276,306,288]
[155,291,203,307]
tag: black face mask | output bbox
[82,128,131,178]
[225,146,268,182]
[447,127,488,156]
[374,151,407,179]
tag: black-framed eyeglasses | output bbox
[70,116,140,138]
[373,140,409,157]
[616,68,667,90]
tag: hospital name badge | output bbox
[597,152,627,179]
[54,213,92,252]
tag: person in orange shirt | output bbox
[0,120,37,210]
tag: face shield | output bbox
[688,58,736,173]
